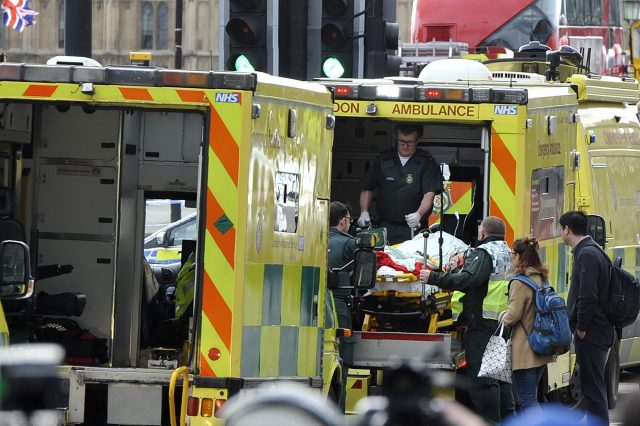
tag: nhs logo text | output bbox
[215,92,242,103]
[494,105,517,115]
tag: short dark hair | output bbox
[559,210,587,236]
[329,201,351,227]
[395,124,423,139]
[480,216,505,238]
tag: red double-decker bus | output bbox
[411,0,625,75]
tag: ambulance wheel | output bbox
[605,340,620,409]
[328,376,342,411]
[547,361,582,408]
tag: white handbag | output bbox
[478,321,512,383]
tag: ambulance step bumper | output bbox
[351,331,453,369]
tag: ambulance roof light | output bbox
[46,56,103,67]
[419,59,492,82]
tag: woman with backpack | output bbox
[498,236,555,412]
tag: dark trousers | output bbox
[461,327,505,425]
[380,222,413,245]
[513,366,544,412]
[333,295,354,411]
[575,337,609,425]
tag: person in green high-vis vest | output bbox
[420,216,514,425]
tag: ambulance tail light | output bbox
[332,85,357,99]
[490,88,528,104]
[214,399,226,417]
[418,87,470,102]
[211,72,257,91]
[201,398,214,417]
[470,88,490,102]
[0,63,23,80]
[158,70,210,88]
[187,396,200,416]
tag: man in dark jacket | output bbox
[420,216,514,425]
[356,124,443,244]
[327,201,357,410]
[560,210,614,425]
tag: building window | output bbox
[142,2,154,50]
[58,0,65,49]
[141,1,169,50]
[157,2,169,50]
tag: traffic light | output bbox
[365,16,401,77]
[225,0,267,72]
[321,0,355,78]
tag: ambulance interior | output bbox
[0,102,204,369]
[331,118,487,246]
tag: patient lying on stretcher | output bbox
[371,231,468,295]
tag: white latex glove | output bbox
[405,212,421,228]
[357,211,371,228]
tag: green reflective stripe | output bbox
[0,331,8,347]
[240,326,261,376]
[263,264,283,326]
[301,266,320,326]
[279,326,299,376]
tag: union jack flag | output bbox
[2,0,38,32]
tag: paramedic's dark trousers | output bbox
[575,337,610,425]
[461,328,503,425]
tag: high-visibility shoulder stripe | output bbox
[491,133,516,194]
[119,87,153,101]
[23,84,57,97]
[209,103,239,186]
[202,271,233,350]
[200,353,216,377]
[206,189,236,268]
[177,89,207,103]
[489,195,515,244]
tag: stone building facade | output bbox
[1,0,218,70]
[1,0,412,72]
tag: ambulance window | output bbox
[530,166,564,240]
[274,172,299,233]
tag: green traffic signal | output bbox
[322,57,345,78]
[233,55,256,72]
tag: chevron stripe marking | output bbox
[177,89,206,103]
[202,271,232,350]
[489,196,515,244]
[200,353,216,377]
[206,189,236,268]
[209,104,239,186]
[23,84,57,97]
[119,87,153,101]
[491,133,516,194]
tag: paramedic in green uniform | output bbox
[357,124,443,245]
[327,201,357,411]
[419,216,515,425]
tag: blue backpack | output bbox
[514,274,572,356]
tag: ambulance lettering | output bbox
[334,101,360,114]
[215,92,242,104]
[494,105,518,115]
[391,103,475,117]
